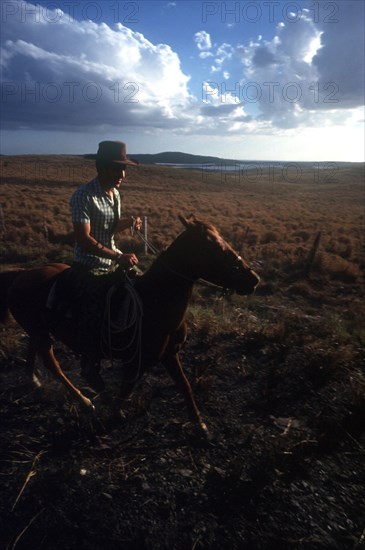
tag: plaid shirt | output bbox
[70,177,122,270]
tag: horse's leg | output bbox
[38,345,94,410]
[112,361,140,420]
[9,306,93,408]
[25,341,41,388]
[162,353,209,436]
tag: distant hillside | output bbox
[79,151,363,167]
[128,152,239,165]
[82,151,235,165]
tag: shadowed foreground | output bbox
[0,320,364,550]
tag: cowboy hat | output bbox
[88,140,138,165]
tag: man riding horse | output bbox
[64,140,142,390]
[0,140,260,435]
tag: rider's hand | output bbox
[132,216,142,232]
[116,253,139,268]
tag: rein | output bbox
[137,230,160,255]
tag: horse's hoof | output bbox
[31,374,42,388]
[183,422,214,445]
[199,423,214,443]
[82,397,96,412]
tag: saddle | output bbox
[46,266,142,356]
[46,267,75,321]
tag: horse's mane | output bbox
[178,215,218,237]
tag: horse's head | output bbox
[178,215,260,295]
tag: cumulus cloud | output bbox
[194,30,212,51]
[195,35,235,75]
[0,0,363,145]
[232,1,364,130]
[252,46,276,68]
[211,42,234,72]
[312,0,364,108]
[199,51,214,60]
[198,81,252,135]
[1,0,193,131]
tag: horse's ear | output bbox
[178,214,196,229]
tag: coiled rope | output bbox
[100,278,144,384]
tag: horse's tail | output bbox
[0,269,24,323]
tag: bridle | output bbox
[136,231,253,296]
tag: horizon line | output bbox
[0,153,364,164]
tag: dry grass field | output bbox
[1,156,364,279]
[0,156,364,549]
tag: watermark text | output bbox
[1,1,139,23]
[202,81,340,104]
[201,161,339,184]
[202,2,339,24]
[1,81,140,104]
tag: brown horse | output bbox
[0,216,259,435]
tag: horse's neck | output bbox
[136,230,200,306]
[137,259,193,292]
[135,247,195,302]
[158,232,200,278]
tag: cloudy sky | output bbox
[1,0,364,160]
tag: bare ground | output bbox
[1,314,364,550]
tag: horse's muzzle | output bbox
[235,269,260,295]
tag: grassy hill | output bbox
[82,150,239,165]
[128,151,239,165]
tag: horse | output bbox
[0,215,260,436]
